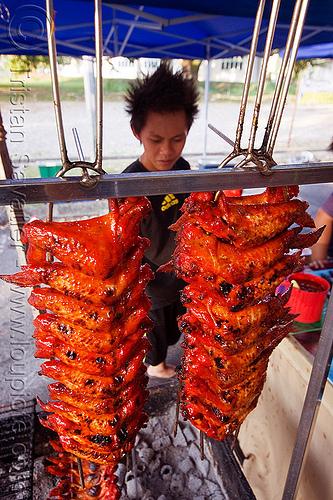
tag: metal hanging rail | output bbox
[0,162,332,206]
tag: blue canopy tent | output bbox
[0,0,333,59]
[295,41,333,58]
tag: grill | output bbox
[0,389,255,500]
[0,400,36,500]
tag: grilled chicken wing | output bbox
[21,197,151,278]
[1,196,153,477]
[174,193,314,247]
[168,222,323,284]
[33,308,152,354]
[2,239,150,306]
[46,441,121,499]
[161,187,322,442]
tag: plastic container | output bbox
[38,165,61,178]
[285,272,330,324]
[197,158,220,169]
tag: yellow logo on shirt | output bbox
[161,194,179,211]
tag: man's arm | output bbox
[309,207,333,269]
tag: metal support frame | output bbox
[217,0,310,176]
[0,160,332,500]
[0,162,332,205]
[282,290,333,499]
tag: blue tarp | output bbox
[0,0,333,59]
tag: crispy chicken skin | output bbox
[172,191,314,248]
[27,265,153,331]
[166,222,323,284]
[161,187,323,440]
[33,309,153,354]
[21,197,151,278]
[2,238,150,306]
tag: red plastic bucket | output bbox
[285,272,330,323]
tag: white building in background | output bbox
[59,56,183,79]
[58,54,278,84]
[102,56,163,78]
[197,53,284,84]
[298,59,333,104]
[198,56,263,83]
[58,55,333,105]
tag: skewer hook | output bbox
[45,0,105,184]
[209,0,310,177]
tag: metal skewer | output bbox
[174,381,181,437]
[217,0,267,172]
[246,0,281,158]
[45,0,105,182]
[43,127,90,491]
[207,124,235,148]
[200,430,205,461]
[214,0,310,175]
[77,455,85,489]
[266,0,310,156]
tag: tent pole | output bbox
[203,47,211,160]
[82,56,97,161]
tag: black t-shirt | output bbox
[123,157,190,308]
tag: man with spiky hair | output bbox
[123,61,199,378]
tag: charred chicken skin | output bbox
[1,196,153,482]
[2,238,150,306]
[165,222,323,285]
[161,187,323,441]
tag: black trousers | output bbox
[145,300,186,366]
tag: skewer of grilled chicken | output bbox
[161,187,323,441]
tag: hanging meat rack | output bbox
[0,0,332,499]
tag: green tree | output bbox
[292,59,317,80]
[181,59,201,79]
[2,55,71,73]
